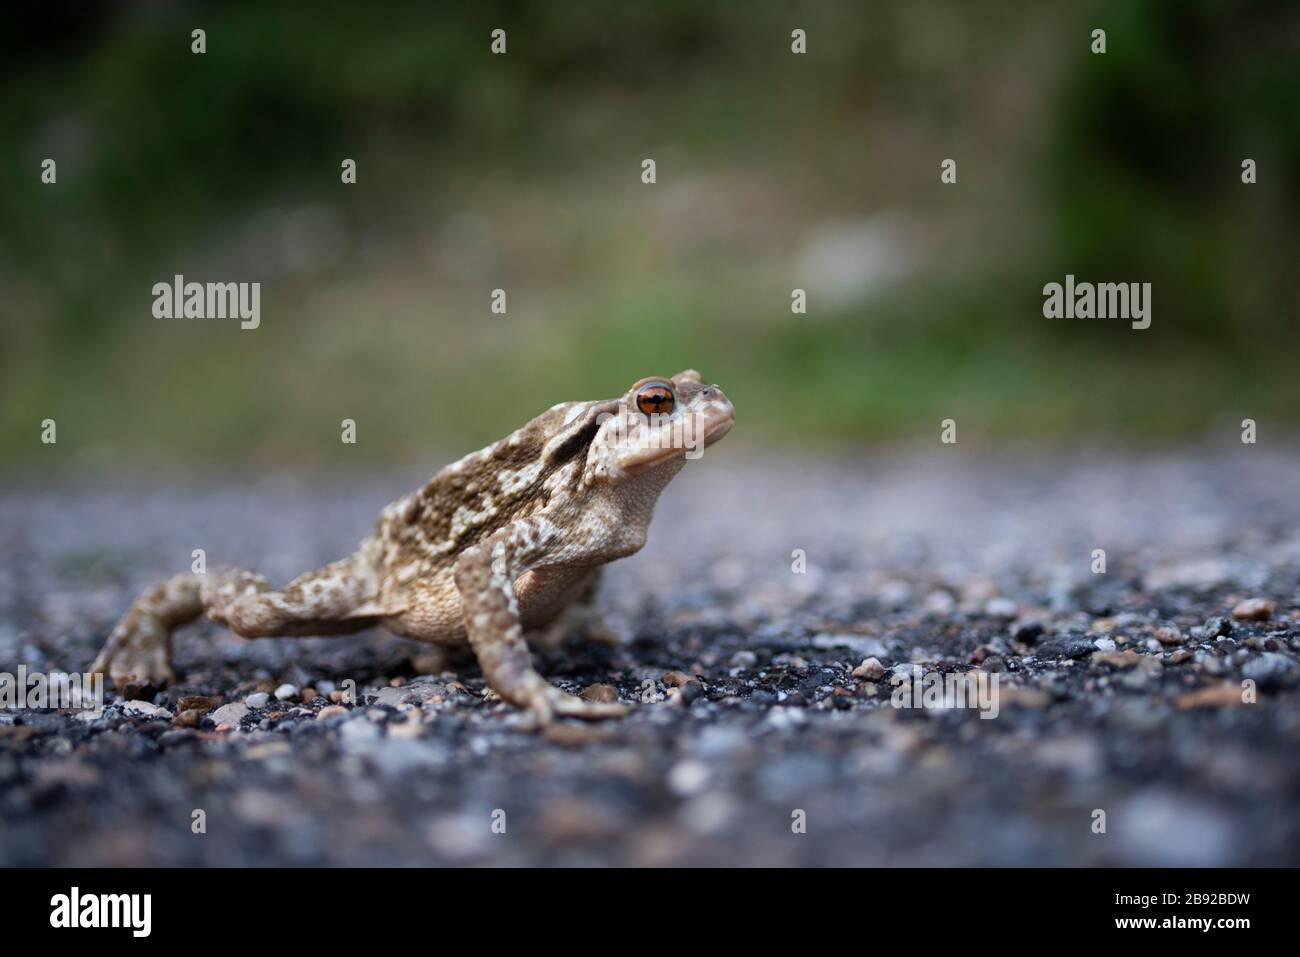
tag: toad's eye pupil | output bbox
[636,385,675,416]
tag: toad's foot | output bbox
[90,573,206,686]
[525,683,630,725]
[90,607,177,686]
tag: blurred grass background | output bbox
[1,0,1297,471]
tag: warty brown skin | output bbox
[90,370,735,723]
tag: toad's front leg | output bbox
[453,519,629,724]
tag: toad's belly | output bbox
[379,565,599,646]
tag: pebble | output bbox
[678,681,705,706]
[245,692,270,709]
[172,708,206,728]
[1037,636,1095,660]
[210,702,249,728]
[1093,637,1117,652]
[121,700,173,719]
[1010,620,1045,644]
[1195,617,1233,640]
[729,649,758,668]
[852,657,886,680]
[1154,627,1184,646]
[274,683,298,702]
[177,695,220,713]
[316,705,348,720]
[1231,598,1275,621]
[1241,652,1298,689]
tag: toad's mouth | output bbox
[702,413,734,447]
[615,407,735,473]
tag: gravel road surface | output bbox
[2,447,1298,866]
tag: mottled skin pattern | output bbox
[91,370,735,723]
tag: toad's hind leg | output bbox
[90,553,382,687]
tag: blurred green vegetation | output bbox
[1,0,1297,470]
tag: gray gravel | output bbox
[1,446,1298,866]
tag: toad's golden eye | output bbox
[635,383,675,417]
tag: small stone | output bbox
[177,695,220,713]
[316,705,348,720]
[1010,620,1045,644]
[1165,649,1194,665]
[210,702,249,728]
[121,700,173,719]
[1231,598,1275,621]
[245,692,270,709]
[300,687,318,704]
[1197,617,1233,640]
[852,657,886,680]
[172,708,206,728]
[661,671,694,687]
[580,683,620,704]
[1241,652,1299,689]
[1037,636,1095,660]
[979,654,1008,673]
[1093,637,1117,652]
[729,649,758,668]
[119,681,154,702]
[1154,627,1183,646]
[274,683,298,701]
